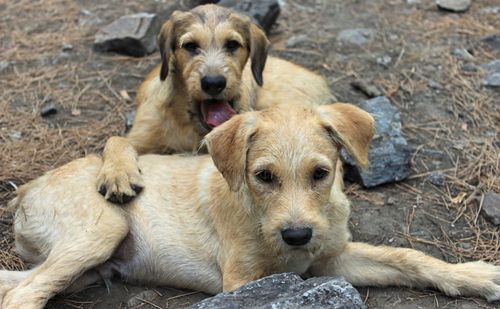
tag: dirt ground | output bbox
[0,0,499,308]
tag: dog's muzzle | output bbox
[281,227,313,246]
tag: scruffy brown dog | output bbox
[1,103,499,309]
[96,4,333,203]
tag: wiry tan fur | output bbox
[96,4,333,203]
[1,103,499,309]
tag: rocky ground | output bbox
[0,0,499,308]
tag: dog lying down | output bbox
[2,103,500,308]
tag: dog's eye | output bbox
[225,40,241,53]
[182,42,199,54]
[256,169,275,184]
[312,167,329,181]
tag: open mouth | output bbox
[198,99,237,130]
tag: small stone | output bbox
[480,6,500,14]
[436,0,471,13]
[0,60,9,72]
[8,131,22,141]
[406,0,421,4]
[387,196,397,205]
[224,0,280,33]
[62,43,73,52]
[483,73,500,88]
[482,35,500,50]
[376,55,392,66]
[94,13,161,57]
[427,171,444,186]
[40,103,58,117]
[125,111,136,131]
[451,48,474,61]
[189,273,365,309]
[337,28,374,46]
[341,96,411,188]
[286,34,309,48]
[481,59,500,73]
[481,192,500,226]
[461,63,478,72]
[427,79,443,90]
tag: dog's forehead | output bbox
[249,105,335,165]
[183,5,249,38]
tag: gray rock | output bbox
[482,35,500,50]
[483,73,500,88]
[376,55,392,66]
[461,63,478,72]
[436,0,471,13]
[337,28,374,46]
[40,102,58,117]
[125,111,136,131]
[286,34,309,48]
[481,59,500,73]
[341,96,411,188]
[62,43,73,52]
[0,60,9,72]
[189,273,365,309]
[427,171,444,186]
[94,13,162,57]
[451,48,474,61]
[8,131,22,141]
[480,6,500,14]
[220,0,280,33]
[481,192,500,226]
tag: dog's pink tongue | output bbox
[204,102,236,128]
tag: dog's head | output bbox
[204,103,374,259]
[158,4,269,134]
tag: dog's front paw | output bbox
[451,261,500,302]
[96,162,144,204]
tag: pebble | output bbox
[40,103,58,117]
[0,60,8,72]
[9,131,22,141]
[451,48,474,61]
[427,171,444,187]
[436,0,471,13]
[376,55,392,66]
[285,34,309,48]
[482,73,500,88]
[481,192,500,226]
[337,28,374,46]
[482,35,500,50]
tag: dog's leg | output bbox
[311,242,500,302]
[2,221,128,308]
[96,136,144,204]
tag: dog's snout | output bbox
[201,75,226,96]
[281,227,312,246]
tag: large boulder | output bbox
[342,96,411,188]
[189,273,365,309]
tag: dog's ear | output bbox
[318,103,375,168]
[203,114,257,192]
[158,19,175,81]
[249,24,270,87]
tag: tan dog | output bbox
[2,103,500,309]
[96,4,333,203]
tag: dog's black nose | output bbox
[281,227,312,246]
[201,75,226,96]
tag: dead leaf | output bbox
[71,108,81,116]
[120,90,131,102]
[451,192,467,204]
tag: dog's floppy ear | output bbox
[158,19,175,81]
[249,24,270,87]
[203,114,257,192]
[318,103,375,168]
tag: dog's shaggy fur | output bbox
[1,103,499,309]
[96,4,333,203]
